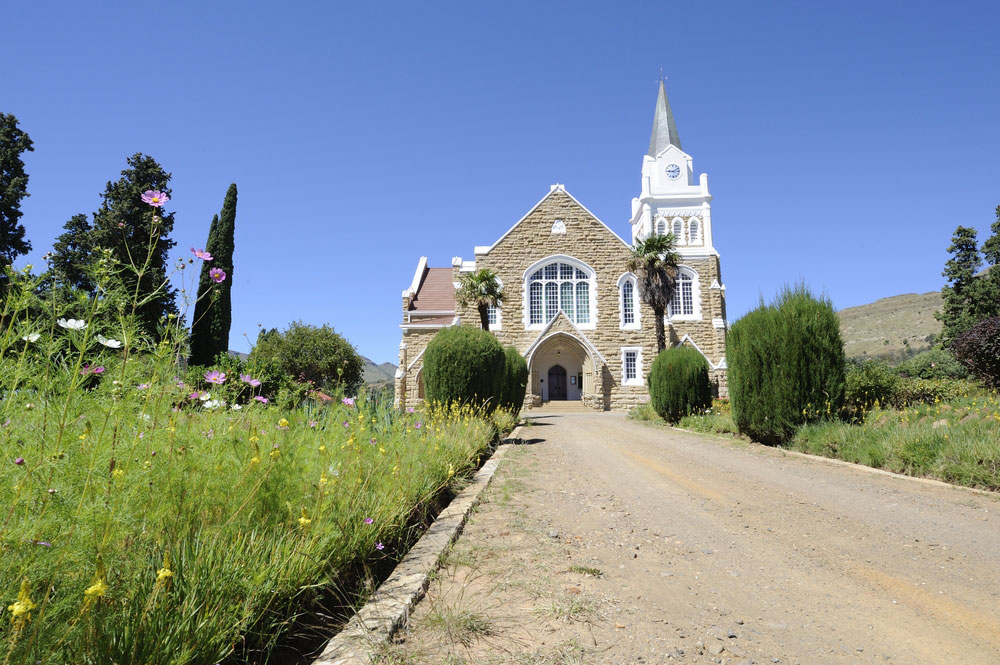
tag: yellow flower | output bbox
[319,472,328,486]
[156,567,174,583]
[249,434,259,443]
[318,445,326,453]
[378,446,386,454]
[269,449,280,459]
[298,508,312,527]
[447,463,455,478]
[112,468,124,479]
[250,456,260,466]
[84,579,108,599]
[7,579,36,625]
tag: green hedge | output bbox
[727,286,846,444]
[648,346,712,423]
[423,326,505,412]
[500,346,529,415]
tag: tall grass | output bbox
[0,213,493,663]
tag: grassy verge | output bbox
[629,396,1000,491]
[0,377,493,664]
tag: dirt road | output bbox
[382,410,1000,665]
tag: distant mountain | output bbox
[837,291,942,361]
[362,356,397,385]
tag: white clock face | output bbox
[665,163,681,179]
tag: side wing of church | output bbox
[395,82,728,411]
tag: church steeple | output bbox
[648,78,681,156]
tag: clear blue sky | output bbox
[5,1,999,364]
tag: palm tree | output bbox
[456,268,505,332]
[626,233,680,352]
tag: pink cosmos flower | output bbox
[414,421,422,429]
[191,247,213,261]
[204,370,227,384]
[240,374,262,387]
[81,365,105,376]
[308,420,318,428]
[406,407,415,414]
[137,383,150,390]
[342,397,355,407]
[14,457,24,465]
[254,395,268,403]
[369,438,376,446]
[210,268,226,283]
[375,542,385,551]
[364,517,374,525]
[189,390,208,400]
[141,190,169,207]
[342,421,349,429]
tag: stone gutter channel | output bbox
[311,427,520,665]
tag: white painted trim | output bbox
[616,272,641,330]
[676,334,720,370]
[403,256,428,297]
[712,318,726,329]
[523,314,608,368]
[667,265,702,322]
[522,255,598,330]
[477,185,632,256]
[551,219,566,234]
[408,310,455,316]
[621,346,644,386]
[406,347,426,372]
[400,324,449,330]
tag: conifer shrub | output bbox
[648,345,712,423]
[423,326,505,412]
[951,316,1000,388]
[500,345,529,414]
[727,286,846,444]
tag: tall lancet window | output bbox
[656,219,666,236]
[689,218,700,244]
[672,218,684,244]
[622,281,634,325]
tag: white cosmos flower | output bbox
[231,403,243,411]
[96,335,122,348]
[57,318,87,330]
[200,392,211,402]
[204,399,224,410]
[21,333,40,343]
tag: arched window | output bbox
[526,259,593,326]
[617,273,640,329]
[655,219,667,236]
[688,218,700,244]
[669,272,695,318]
[672,217,685,244]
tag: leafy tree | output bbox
[249,321,363,394]
[626,232,679,352]
[49,154,178,336]
[189,184,237,366]
[936,226,982,345]
[976,205,1000,319]
[456,268,504,331]
[951,316,1000,389]
[0,113,33,274]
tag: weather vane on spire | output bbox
[659,67,666,83]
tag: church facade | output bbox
[395,82,728,411]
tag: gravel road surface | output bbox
[384,410,1000,665]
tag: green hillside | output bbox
[837,292,942,361]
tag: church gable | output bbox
[477,185,631,263]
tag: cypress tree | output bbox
[935,226,982,345]
[0,113,33,270]
[190,184,237,367]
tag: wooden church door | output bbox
[548,365,567,400]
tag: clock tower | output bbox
[629,79,718,262]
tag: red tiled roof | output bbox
[409,268,455,312]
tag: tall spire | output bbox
[648,78,681,156]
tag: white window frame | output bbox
[655,217,667,236]
[617,272,641,330]
[621,346,644,386]
[672,217,685,245]
[667,266,702,322]
[485,276,503,331]
[687,216,701,245]
[522,255,597,331]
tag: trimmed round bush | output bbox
[423,326,505,412]
[727,286,846,445]
[648,346,712,423]
[500,346,529,414]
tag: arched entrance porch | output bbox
[526,331,598,405]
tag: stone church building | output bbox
[395,82,728,410]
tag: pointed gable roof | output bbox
[648,79,681,156]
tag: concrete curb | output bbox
[671,425,999,499]
[312,428,521,665]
